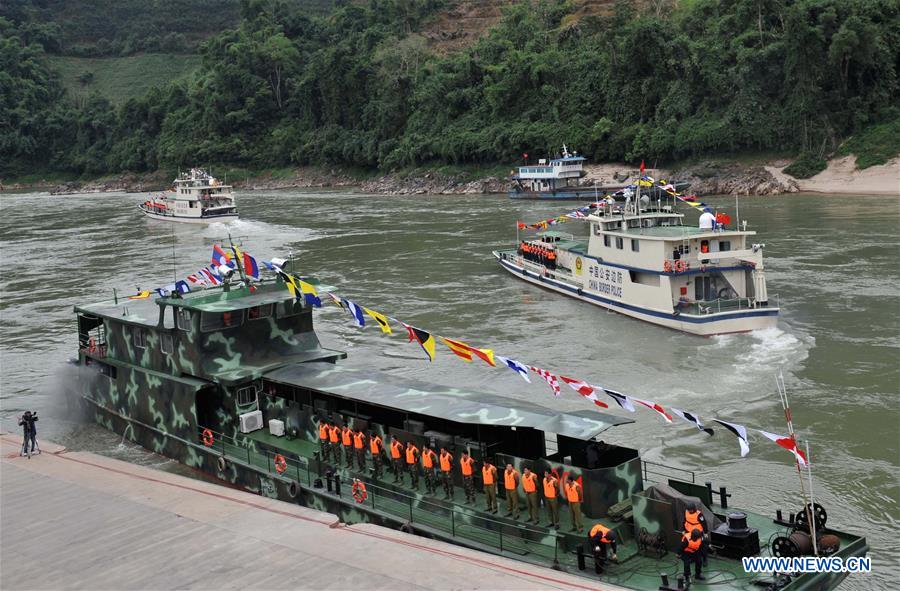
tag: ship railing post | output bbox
[451,508,456,537]
[371,487,376,510]
[499,523,503,553]
[246,445,250,466]
[553,533,560,568]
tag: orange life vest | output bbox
[565,481,581,503]
[683,533,702,553]
[341,427,352,446]
[461,456,474,476]
[369,435,382,455]
[590,523,613,543]
[390,440,403,459]
[504,468,519,490]
[422,449,436,469]
[684,510,703,533]
[328,426,339,443]
[439,452,452,472]
[406,444,419,465]
[543,477,558,498]
[318,423,329,440]
[353,432,364,449]
[482,465,496,485]
[522,472,537,493]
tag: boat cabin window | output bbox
[631,239,640,252]
[603,235,611,247]
[236,383,259,407]
[132,327,147,349]
[160,333,174,355]
[615,237,624,250]
[176,309,192,331]
[276,300,302,318]
[719,240,731,252]
[247,304,272,321]
[201,309,245,332]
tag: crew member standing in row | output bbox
[543,470,560,528]
[522,467,539,524]
[482,459,498,513]
[439,448,454,500]
[318,419,331,462]
[353,429,366,471]
[341,425,354,469]
[504,464,520,519]
[390,436,405,483]
[405,440,420,489]
[369,431,384,478]
[328,424,341,462]
[422,446,438,495]
[460,451,476,504]
[565,476,585,533]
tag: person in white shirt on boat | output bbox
[699,208,716,230]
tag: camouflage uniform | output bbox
[341,426,354,469]
[369,434,384,479]
[439,450,454,500]
[390,439,404,483]
[421,448,437,495]
[354,431,366,472]
[482,463,498,513]
[461,455,475,503]
[318,421,331,462]
[405,443,420,489]
[328,426,341,466]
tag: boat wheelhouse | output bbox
[509,145,594,200]
[72,264,863,591]
[139,168,238,223]
[494,200,779,335]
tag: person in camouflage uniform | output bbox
[341,425,354,469]
[405,440,420,490]
[482,459,498,514]
[328,424,341,465]
[353,429,366,472]
[368,431,384,479]
[421,446,438,495]
[460,451,475,503]
[318,418,331,462]
[522,467,540,524]
[439,448,454,500]
[390,437,404,483]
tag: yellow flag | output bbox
[364,307,392,334]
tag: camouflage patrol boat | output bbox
[73,268,867,590]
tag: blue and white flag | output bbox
[157,283,177,297]
[344,299,366,327]
[174,280,191,294]
[496,355,531,383]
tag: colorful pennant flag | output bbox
[344,299,366,327]
[242,252,260,280]
[174,280,191,294]
[757,430,808,467]
[441,338,495,366]
[212,244,232,268]
[403,323,436,362]
[200,267,221,285]
[364,307,392,334]
[327,292,343,308]
[186,273,206,286]
[530,366,561,397]
[671,408,714,436]
[601,389,635,412]
[297,278,322,308]
[496,355,530,383]
[632,398,673,423]
[441,337,473,362]
[128,291,151,300]
[713,419,750,457]
[561,377,609,408]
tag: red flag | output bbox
[632,397,673,423]
[640,160,645,174]
[716,212,731,226]
[517,222,527,230]
[560,376,610,408]
[757,430,808,467]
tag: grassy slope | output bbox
[49,54,201,104]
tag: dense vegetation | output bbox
[1,0,898,178]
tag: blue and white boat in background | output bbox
[493,197,779,335]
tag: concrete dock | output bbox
[1,434,611,590]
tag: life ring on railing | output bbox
[352,479,367,503]
[674,260,687,273]
[663,260,673,273]
[201,428,215,447]
[274,454,287,474]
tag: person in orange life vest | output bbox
[564,476,584,533]
[341,425,354,468]
[482,459,499,513]
[589,523,618,565]
[405,440,420,489]
[318,418,331,462]
[521,467,540,523]
[353,429,366,471]
[390,436,405,483]
[368,431,384,479]
[439,448,454,500]
[542,470,560,528]
[503,464,521,519]
[547,249,556,270]
[679,529,705,582]
[684,501,709,565]
[421,446,438,495]
[460,451,476,503]
[327,424,340,463]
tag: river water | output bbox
[0,189,897,588]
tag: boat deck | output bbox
[208,428,864,590]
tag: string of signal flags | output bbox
[132,244,808,468]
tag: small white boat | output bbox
[139,168,238,224]
[494,199,779,336]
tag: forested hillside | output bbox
[1,0,897,178]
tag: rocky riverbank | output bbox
[3,156,896,196]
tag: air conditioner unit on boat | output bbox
[239,410,263,433]
[268,419,285,437]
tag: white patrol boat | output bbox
[139,168,238,223]
[493,200,779,336]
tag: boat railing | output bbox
[679,293,779,316]
[642,460,696,485]
[195,425,567,566]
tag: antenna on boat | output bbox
[776,371,818,555]
[227,232,249,287]
[171,216,177,282]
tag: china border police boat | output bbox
[72,260,864,590]
[494,198,779,335]
[138,168,238,223]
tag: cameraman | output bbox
[18,411,39,457]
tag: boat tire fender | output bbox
[399,522,414,534]
[217,456,227,472]
[718,287,731,299]
[577,288,583,296]
[288,480,299,499]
